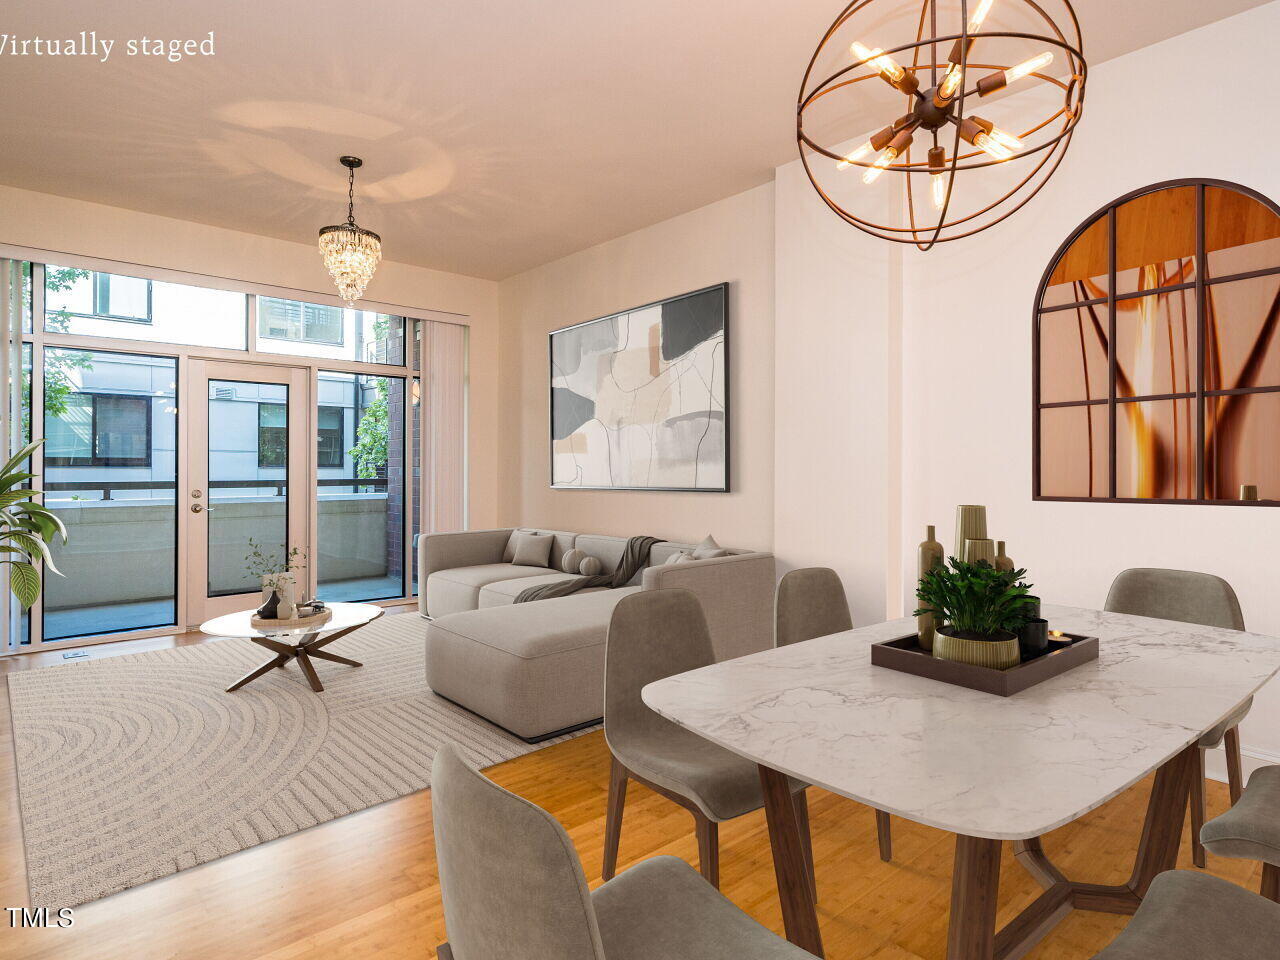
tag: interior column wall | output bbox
[898,4,1280,768]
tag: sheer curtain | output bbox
[421,319,468,532]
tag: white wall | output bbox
[894,4,1280,771]
[498,183,776,549]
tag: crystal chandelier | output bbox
[318,156,382,305]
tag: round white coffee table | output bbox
[201,601,385,693]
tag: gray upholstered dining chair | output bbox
[1104,567,1249,868]
[1092,869,1280,958]
[1200,764,1280,902]
[431,742,817,960]
[601,588,816,895]
[775,567,892,863]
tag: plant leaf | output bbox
[7,561,40,609]
[0,439,43,479]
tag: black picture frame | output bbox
[548,282,729,492]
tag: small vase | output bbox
[933,626,1021,670]
[256,590,282,620]
[917,525,944,651]
[963,538,996,566]
[1018,618,1050,660]
[994,541,1014,573]
[954,505,987,559]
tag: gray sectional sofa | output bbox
[419,527,775,741]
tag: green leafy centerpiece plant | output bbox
[1,441,68,609]
[914,556,1035,670]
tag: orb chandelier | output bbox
[318,156,382,305]
[798,0,1086,250]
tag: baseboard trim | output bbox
[1205,742,1280,784]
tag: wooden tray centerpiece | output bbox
[871,631,1099,697]
[250,607,333,632]
[895,507,1098,695]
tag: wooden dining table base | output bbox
[758,742,1198,960]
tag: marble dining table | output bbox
[641,604,1280,960]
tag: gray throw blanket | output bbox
[514,535,661,603]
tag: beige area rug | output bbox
[7,613,596,907]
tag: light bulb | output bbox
[931,172,948,209]
[937,64,964,101]
[862,148,897,184]
[967,0,996,32]
[836,141,873,170]
[987,126,1024,152]
[851,40,906,83]
[973,132,1013,161]
[1005,51,1053,84]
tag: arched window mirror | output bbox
[1034,179,1280,504]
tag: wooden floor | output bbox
[0,622,1264,960]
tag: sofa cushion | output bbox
[510,531,554,568]
[560,548,586,574]
[575,534,627,575]
[426,588,642,739]
[478,572,599,608]
[650,541,696,566]
[502,528,577,568]
[427,563,557,617]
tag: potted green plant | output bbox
[1,440,68,609]
[914,557,1035,669]
[244,539,308,618]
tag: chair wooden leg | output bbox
[1261,862,1280,903]
[695,814,720,889]
[875,809,893,862]
[1224,726,1244,805]
[437,943,454,960]
[602,758,628,881]
[793,789,818,903]
[1190,746,1207,868]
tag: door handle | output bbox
[190,503,215,513]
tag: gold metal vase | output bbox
[933,626,1021,670]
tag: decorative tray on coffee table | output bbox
[871,631,1098,697]
[250,608,334,632]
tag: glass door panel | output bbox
[206,379,290,597]
[316,372,406,602]
[42,347,178,641]
[186,360,308,624]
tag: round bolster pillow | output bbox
[560,548,585,574]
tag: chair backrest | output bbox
[1104,568,1245,631]
[604,589,717,745]
[775,567,854,646]
[431,743,606,960]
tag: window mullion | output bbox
[1107,207,1117,500]
[1195,184,1207,500]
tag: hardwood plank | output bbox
[0,626,1261,960]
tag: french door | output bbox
[184,359,311,624]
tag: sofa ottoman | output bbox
[426,587,642,741]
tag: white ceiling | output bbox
[0,0,1268,279]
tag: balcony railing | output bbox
[44,477,389,500]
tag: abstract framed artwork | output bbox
[549,283,728,491]
[1033,178,1280,505]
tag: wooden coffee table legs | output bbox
[225,622,367,693]
[947,742,1198,960]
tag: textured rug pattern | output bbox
[8,614,595,907]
